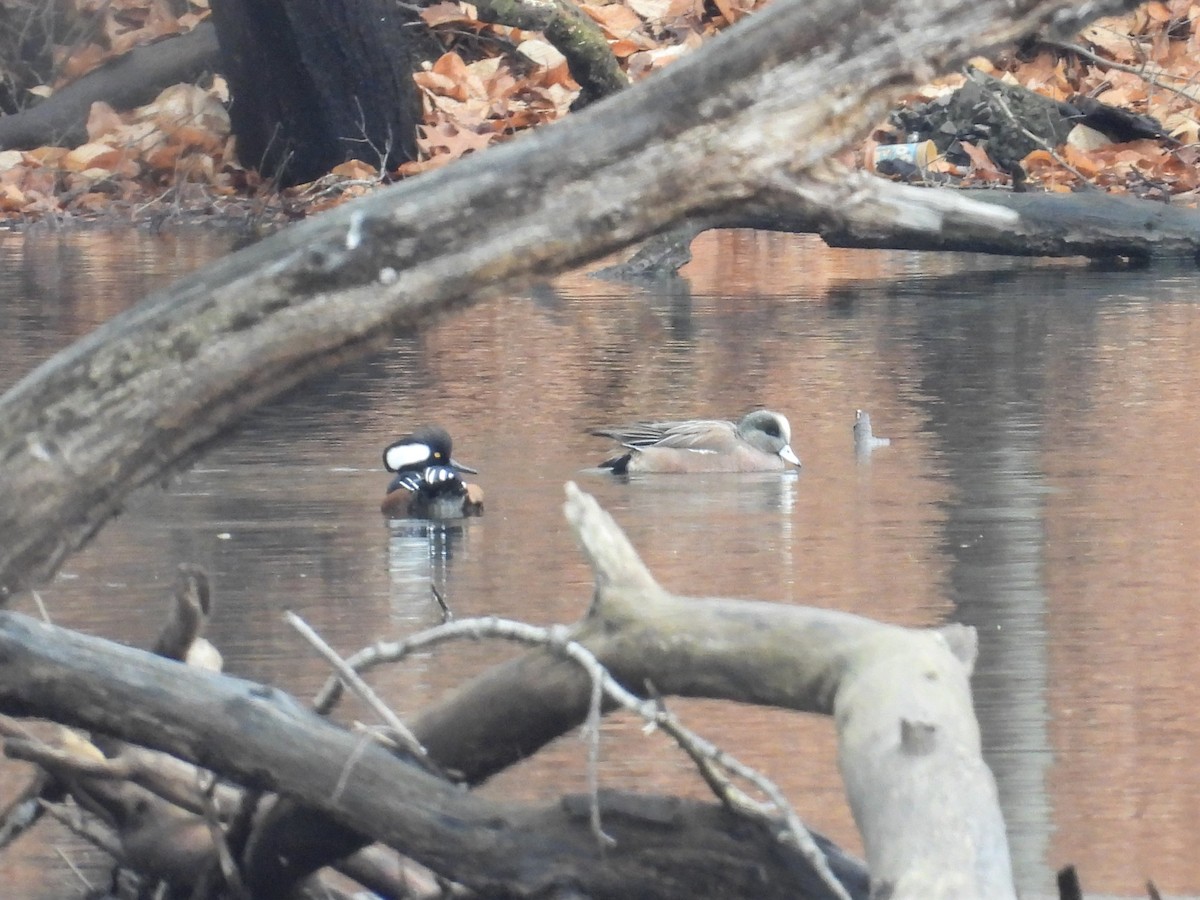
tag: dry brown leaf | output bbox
[55,43,107,84]
[1021,149,1058,168]
[396,154,456,177]
[415,70,466,101]
[1145,1,1173,22]
[1061,144,1105,177]
[75,167,115,182]
[432,51,470,81]
[1164,112,1200,143]
[74,191,113,212]
[580,3,645,39]
[487,69,522,98]
[86,101,126,141]
[144,143,183,171]
[421,1,476,27]
[627,0,671,20]
[518,38,566,69]
[1080,22,1145,61]
[959,141,1005,179]
[417,121,497,160]
[466,56,503,91]
[169,124,222,153]
[136,84,229,142]
[24,146,67,166]
[330,159,379,179]
[114,120,163,152]
[1161,157,1200,191]
[610,38,646,57]
[0,184,26,211]
[63,142,123,172]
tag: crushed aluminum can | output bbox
[865,140,937,174]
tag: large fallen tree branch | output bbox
[0,0,1146,601]
[0,484,1011,899]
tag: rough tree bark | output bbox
[0,484,1010,899]
[0,1,626,157]
[0,0,1146,602]
[471,0,629,105]
[208,0,434,185]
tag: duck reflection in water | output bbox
[387,519,466,627]
[380,426,484,520]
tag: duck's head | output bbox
[738,410,801,467]
[383,425,477,475]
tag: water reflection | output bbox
[386,519,469,627]
[908,272,1057,889]
[2,231,1200,899]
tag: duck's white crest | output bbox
[386,442,431,470]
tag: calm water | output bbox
[2,229,1200,899]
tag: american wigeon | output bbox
[381,426,484,519]
[853,409,891,455]
[591,410,801,474]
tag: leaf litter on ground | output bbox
[1,0,1198,225]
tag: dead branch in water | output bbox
[0,484,1008,899]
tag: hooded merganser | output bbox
[381,426,484,519]
[590,409,801,474]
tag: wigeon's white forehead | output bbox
[776,413,792,443]
[386,442,431,470]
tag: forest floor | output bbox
[0,0,1197,227]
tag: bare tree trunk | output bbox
[209,0,433,184]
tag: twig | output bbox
[30,590,51,624]
[286,611,443,778]
[197,772,250,900]
[330,730,377,807]
[577,634,615,847]
[54,845,95,891]
[345,95,397,179]
[431,583,453,622]
[1045,38,1200,107]
[40,799,122,857]
[312,616,851,900]
[3,729,240,818]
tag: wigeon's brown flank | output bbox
[590,410,801,474]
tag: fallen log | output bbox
[0,485,1011,899]
[0,606,865,899]
[0,25,221,150]
[741,187,1200,262]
